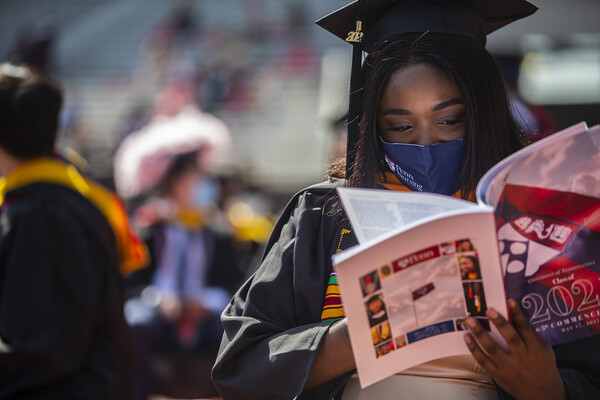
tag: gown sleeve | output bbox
[551,335,600,399]
[212,185,352,400]
[0,198,102,397]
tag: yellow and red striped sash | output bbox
[0,157,149,274]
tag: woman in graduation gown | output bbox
[211,1,600,399]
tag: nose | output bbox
[414,125,438,146]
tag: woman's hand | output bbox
[463,299,566,400]
[157,296,182,322]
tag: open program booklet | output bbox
[332,121,600,388]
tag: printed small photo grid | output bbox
[358,238,491,360]
[360,271,395,358]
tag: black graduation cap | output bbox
[316,0,538,177]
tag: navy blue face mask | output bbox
[379,137,466,195]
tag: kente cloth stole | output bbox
[320,227,352,322]
[319,172,475,321]
[321,272,344,322]
[0,157,149,274]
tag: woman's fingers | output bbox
[463,309,519,360]
[506,298,543,347]
[463,303,566,400]
[463,329,499,374]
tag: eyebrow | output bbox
[381,98,464,116]
[431,98,464,111]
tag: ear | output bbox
[0,145,22,177]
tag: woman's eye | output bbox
[389,125,412,132]
[439,118,464,126]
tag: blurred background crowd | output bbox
[1,0,598,199]
[0,0,598,399]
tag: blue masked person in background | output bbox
[124,148,247,399]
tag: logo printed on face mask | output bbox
[386,158,423,191]
[380,137,466,195]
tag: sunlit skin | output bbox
[464,301,565,400]
[378,63,467,146]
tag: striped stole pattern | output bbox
[320,272,344,321]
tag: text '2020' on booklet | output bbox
[332,121,600,388]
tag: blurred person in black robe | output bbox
[0,63,136,399]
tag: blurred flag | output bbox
[412,282,435,301]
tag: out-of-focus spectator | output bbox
[0,63,137,399]
[114,104,231,201]
[8,14,57,75]
[123,150,248,399]
[114,105,256,398]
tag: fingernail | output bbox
[464,334,473,344]
[465,318,477,328]
[487,308,498,319]
[507,298,518,309]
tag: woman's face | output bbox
[378,63,467,146]
[460,257,475,275]
[460,240,473,251]
[170,168,203,208]
[368,298,383,314]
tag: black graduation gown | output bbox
[212,180,357,400]
[212,181,600,400]
[0,183,134,399]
